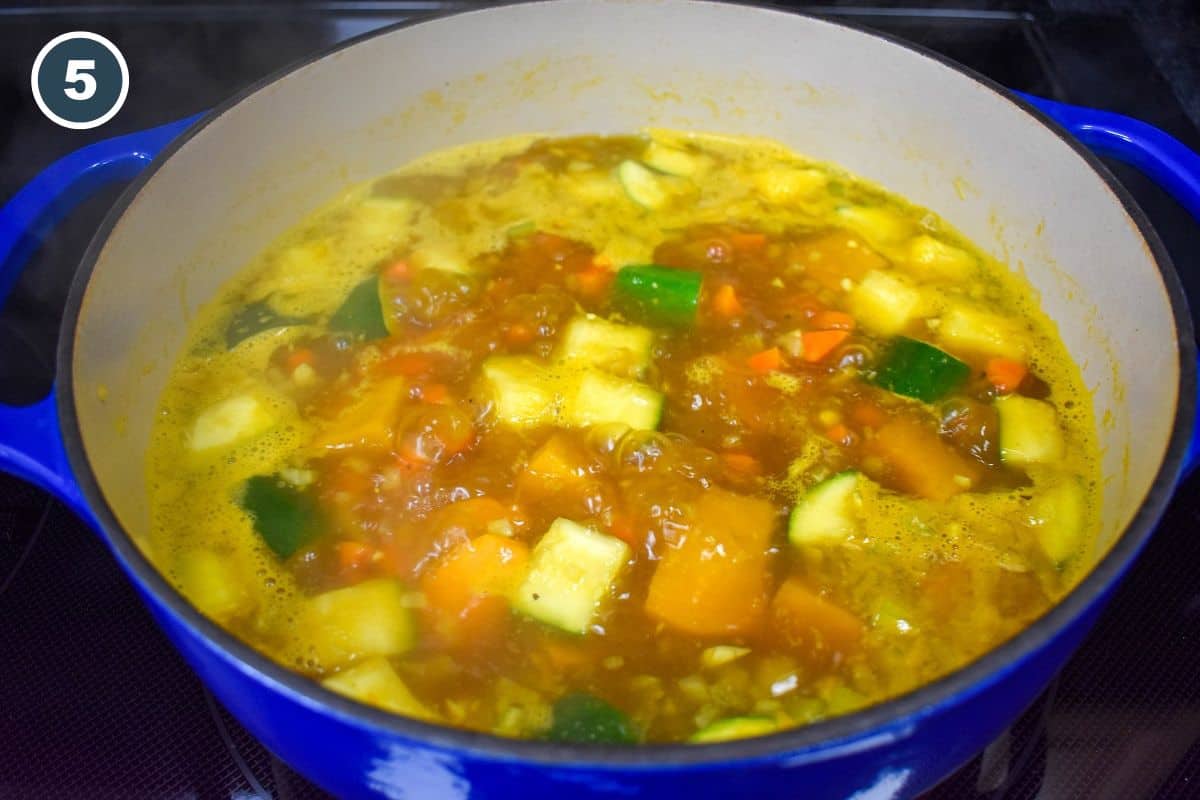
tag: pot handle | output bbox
[1019,93,1200,477]
[0,114,201,515]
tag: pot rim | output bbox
[56,0,1196,770]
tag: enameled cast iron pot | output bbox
[1,2,1199,797]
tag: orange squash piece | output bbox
[644,489,777,637]
[771,577,864,666]
[518,433,592,499]
[311,377,408,451]
[420,533,529,651]
[866,418,981,500]
[792,230,888,291]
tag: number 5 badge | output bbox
[31,31,129,130]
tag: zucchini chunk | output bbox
[513,518,630,635]
[788,471,861,546]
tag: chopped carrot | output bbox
[712,284,744,318]
[865,418,981,501]
[592,255,614,269]
[810,310,856,331]
[730,231,767,251]
[285,348,315,372]
[771,577,864,667]
[985,357,1028,394]
[504,323,535,346]
[420,533,530,651]
[420,383,449,405]
[644,489,776,636]
[721,451,762,475]
[336,541,374,572]
[825,424,853,446]
[801,329,850,363]
[747,346,783,374]
[571,266,614,297]
[383,259,411,283]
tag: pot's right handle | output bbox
[0,114,200,518]
[1019,93,1200,477]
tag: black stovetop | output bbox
[0,4,1198,799]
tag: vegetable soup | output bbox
[147,132,1099,744]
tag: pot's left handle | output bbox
[1018,93,1200,479]
[0,114,201,517]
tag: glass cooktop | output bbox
[0,3,1197,798]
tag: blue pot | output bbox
[0,3,1197,797]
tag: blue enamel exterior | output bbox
[0,93,1194,798]
[0,115,201,520]
[1018,94,1200,476]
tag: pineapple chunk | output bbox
[939,305,1028,359]
[906,235,976,281]
[752,168,827,204]
[850,270,921,335]
[304,579,416,668]
[190,394,275,452]
[836,205,913,247]
[643,142,703,177]
[322,657,436,721]
[176,549,254,622]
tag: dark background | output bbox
[0,2,1197,799]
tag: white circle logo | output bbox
[31,31,129,130]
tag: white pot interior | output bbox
[72,0,1179,567]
